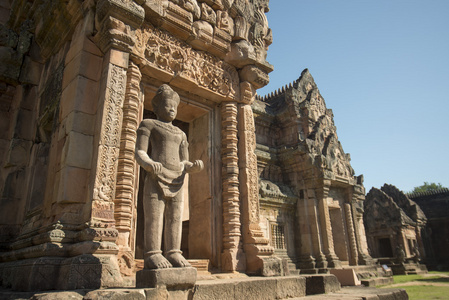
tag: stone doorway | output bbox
[378,237,393,257]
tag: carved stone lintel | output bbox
[134,24,239,100]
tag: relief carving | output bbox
[217,10,234,35]
[200,3,217,25]
[134,24,239,99]
[93,65,128,203]
[171,0,201,19]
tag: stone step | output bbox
[0,275,408,300]
[134,258,210,273]
[361,276,394,287]
[289,286,408,300]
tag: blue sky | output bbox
[258,0,449,193]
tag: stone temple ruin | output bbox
[409,188,449,270]
[364,184,428,275]
[365,185,449,272]
[0,0,408,298]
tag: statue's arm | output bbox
[135,122,162,174]
[180,132,203,174]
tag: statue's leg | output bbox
[164,188,191,267]
[143,177,172,269]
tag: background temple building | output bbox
[252,69,373,274]
[0,0,391,293]
[364,184,428,275]
[408,188,449,270]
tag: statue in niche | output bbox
[136,84,204,269]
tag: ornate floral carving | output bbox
[93,65,128,204]
[134,24,239,99]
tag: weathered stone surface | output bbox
[304,274,341,295]
[192,276,306,300]
[364,184,427,274]
[84,289,145,300]
[136,267,197,289]
[330,269,361,286]
[409,188,449,270]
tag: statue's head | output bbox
[152,84,180,122]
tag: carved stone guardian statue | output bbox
[135,84,203,288]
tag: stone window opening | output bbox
[271,223,286,250]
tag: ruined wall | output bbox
[409,189,449,269]
[364,184,426,263]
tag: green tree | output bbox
[411,182,446,193]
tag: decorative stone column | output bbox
[221,101,244,272]
[238,82,277,275]
[306,189,327,269]
[351,186,373,265]
[316,181,341,268]
[344,203,358,265]
[114,61,142,276]
[297,192,317,271]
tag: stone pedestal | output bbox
[136,267,197,289]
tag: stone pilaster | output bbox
[316,181,341,268]
[344,203,358,266]
[296,193,316,271]
[351,187,373,265]
[114,61,142,276]
[238,83,278,275]
[221,101,244,272]
[306,189,327,269]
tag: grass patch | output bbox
[394,285,449,300]
[393,274,425,284]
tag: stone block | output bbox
[60,75,99,119]
[275,276,306,299]
[19,56,43,85]
[0,110,10,139]
[105,48,129,69]
[136,267,197,289]
[56,166,89,203]
[61,131,93,169]
[66,36,103,67]
[191,280,236,300]
[143,287,171,299]
[6,257,63,291]
[235,278,277,300]
[63,110,96,136]
[304,274,341,295]
[84,289,145,300]
[58,254,123,290]
[62,50,103,90]
[4,138,33,167]
[14,108,35,140]
[330,268,361,286]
